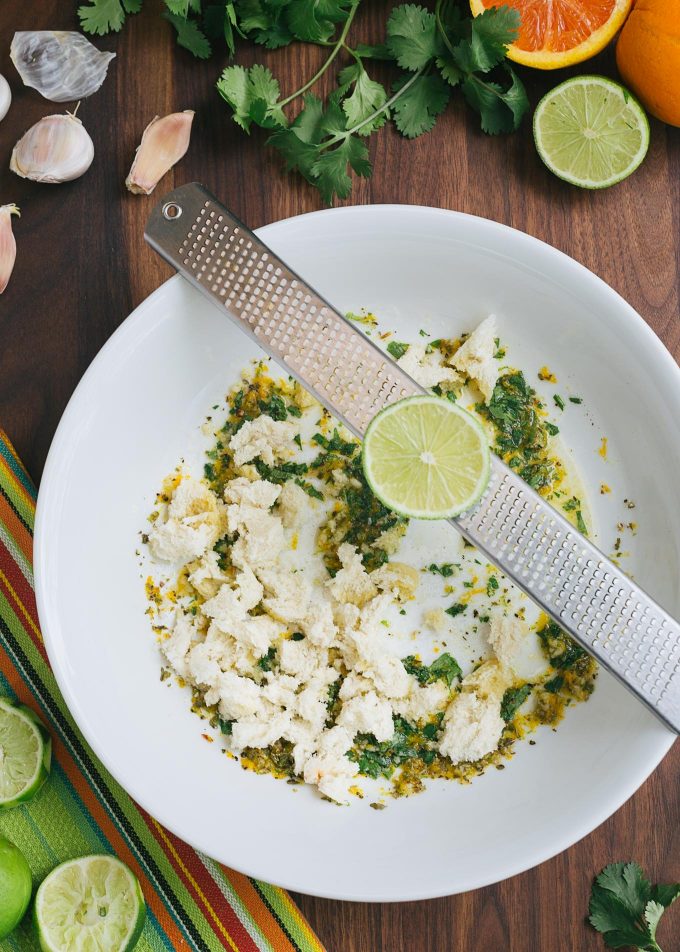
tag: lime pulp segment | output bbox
[362,395,490,519]
[0,698,51,809]
[533,76,649,189]
[35,855,146,952]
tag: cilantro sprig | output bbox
[80,0,528,203]
[589,863,680,951]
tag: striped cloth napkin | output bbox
[0,432,325,952]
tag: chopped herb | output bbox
[576,510,588,536]
[545,422,559,436]
[346,310,378,327]
[462,580,473,589]
[257,646,277,671]
[543,674,564,694]
[445,602,466,617]
[258,392,288,421]
[294,478,324,500]
[562,496,581,512]
[312,428,356,456]
[293,433,302,449]
[553,394,565,411]
[403,653,461,687]
[486,576,499,597]
[387,341,409,360]
[538,620,588,670]
[291,632,305,641]
[218,717,234,736]
[500,684,532,721]
[418,328,430,337]
[287,405,302,418]
[427,562,458,577]
[569,396,583,404]
[254,459,308,484]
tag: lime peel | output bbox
[533,75,650,189]
[362,395,490,520]
[0,836,32,940]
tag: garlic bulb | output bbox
[0,205,20,295]
[10,112,94,183]
[0,74,11,122]
[126,111,195,195]
[10,32,115,102]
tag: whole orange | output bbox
[616,0,680,126]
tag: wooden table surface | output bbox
[1,3,678,949]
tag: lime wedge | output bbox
[34,855,146,952]
[0,697,51,809]
[533,76,649,189]
[362,395,490,519]
[0,836,32,939]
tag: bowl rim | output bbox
[34,202,678,902]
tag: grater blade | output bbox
[145,183,680,734]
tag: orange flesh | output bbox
[478,0,617,51]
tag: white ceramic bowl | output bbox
[35,205,679,901]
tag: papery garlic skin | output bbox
[126,110,194,195]
[0,205,20,295]
[0,74,11,122]
[10,112,94,184]
[10,31,115,102]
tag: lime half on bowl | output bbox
[0,697,51,809]
[35,855,146,952]
[533,75,650,189]
[362,395,490,519]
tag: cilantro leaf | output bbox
[457,5,520,73]
[387,4,440,71]
[338,63,388,133]
[163,10,212,58]
[287,0,352,43]
[203,3,240,56]
[217,64,286,131]
[387,340,409,360]
[79,0,140,34]
[391,72,450,138]
[311,133,371,203]
[238,0,294,48]
[403,652,461,687]
[461,65,527,134]
[588,862,680,951]
[165,0,190,14]
[500,684,532,721]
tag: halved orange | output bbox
[469,0,633,69]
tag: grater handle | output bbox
[145,183,680,734]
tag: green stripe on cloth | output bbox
[0,432,325,952]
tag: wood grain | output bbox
[1,3,678,950]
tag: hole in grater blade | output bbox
[162,202,182,220]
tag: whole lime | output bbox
[0,835,32,938]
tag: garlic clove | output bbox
[126,110,195,195]
[0,205,20,295]
[10,31,115,103]
[10,112,94,184]
[0,74,11,122]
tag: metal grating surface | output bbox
[145,183,680,733]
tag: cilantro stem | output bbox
[434,0,457,61]
[318,65,426,150]
[279,1,361,108]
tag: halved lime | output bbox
[0,697,51,809]
[362,395,490,519]
[533,76,649,189]
[0,836,32,939]
[35,855,146,952]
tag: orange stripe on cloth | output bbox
[149,818,256,952]
[226,870,307,952]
